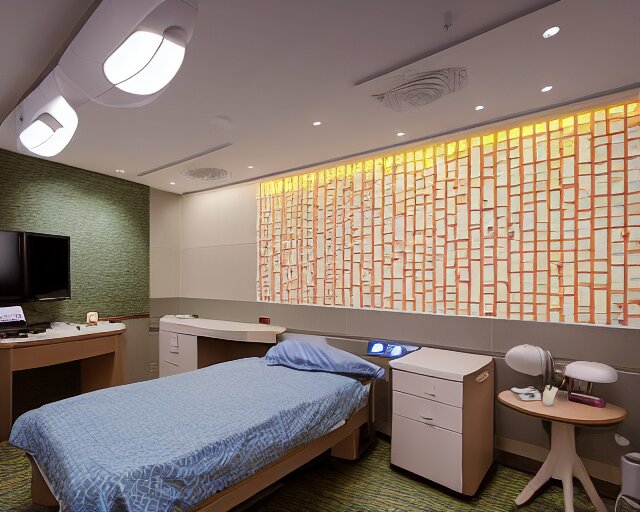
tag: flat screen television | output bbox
[0,230,71,305]
[0,231,26,304]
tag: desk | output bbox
[498,390,627,512]
[0,323,125,440]
[159,316,285,377]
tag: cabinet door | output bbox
[391,414,462,492]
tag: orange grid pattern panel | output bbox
[258,102,640,327]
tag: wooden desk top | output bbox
[159,316,285,344]
[498,390,627,426]
[0,323,125,349]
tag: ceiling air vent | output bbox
[373,67,468,112]
[183,167,231,181]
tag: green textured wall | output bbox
[0,148,149,323]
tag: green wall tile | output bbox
[0,148,149,324]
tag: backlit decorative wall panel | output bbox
[258,101,640,327]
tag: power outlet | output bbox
[615,433,631,447]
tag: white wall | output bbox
[179,183,257,301]
[150,188,181,298]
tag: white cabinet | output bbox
[389,347,494,495]
[159,331,198,376]
[158,316,285,378]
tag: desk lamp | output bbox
[505,344,560,405]
[564,361,617,408]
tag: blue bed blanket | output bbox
[10,357,369,512]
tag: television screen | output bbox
[0,231,26,303]
[26,233,71,300]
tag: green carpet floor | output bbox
[0,439,618,512]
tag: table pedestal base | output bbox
[515,422,606,512]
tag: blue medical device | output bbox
[367,340,416,358]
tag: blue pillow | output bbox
[264,339,385,380]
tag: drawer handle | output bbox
[476,371,490,383]
[420,414,434,420]
[423,391,436,396]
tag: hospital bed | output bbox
[10,344,379,512]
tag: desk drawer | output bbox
[393,391,462,433]
[159,332,197,375]
[391,414,462,492]
[159,359,183,377]
[393,370,463,407]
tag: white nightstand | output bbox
[389,347,494,495]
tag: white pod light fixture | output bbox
[18,97,78,157]
[103,27,187,96]
[19,113,62,150]
[9,0,197,158]
[16,72,79,158]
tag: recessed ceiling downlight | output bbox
[183,167,231,182]
[475,105,485,111]
[543,26,560,39]
[541,85,553,93]
[103,28,187,96]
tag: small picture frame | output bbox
[86,311,99,326]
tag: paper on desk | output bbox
[0,306,25,324]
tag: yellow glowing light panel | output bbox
[258,102,640,327]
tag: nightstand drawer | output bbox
[393,369,463,407]
[391,414,462,492]
[393,391,462,433]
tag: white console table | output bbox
[159,316,285,377]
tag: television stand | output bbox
[0,322,125,440]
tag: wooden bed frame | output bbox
[29,383,374,511]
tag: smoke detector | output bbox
[183,167,230,181]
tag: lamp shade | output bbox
[505,344,547,376]
[565,361,618,384]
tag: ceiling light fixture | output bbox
[541,85,553,93]
[542,26,560,39]
[475,105,485,111]
[248,165,254,169]
[104,27,187,95]
[9,0,198,158]
[53,0,198,108]
[17,79,78,158]
[396,132,406,137]
[169,181,176,185]
[312,121,322,126]
[115,169,125,174]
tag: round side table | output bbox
[498,390,627,512]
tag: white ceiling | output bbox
[1,0,639,194]
[0,0,96,122]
